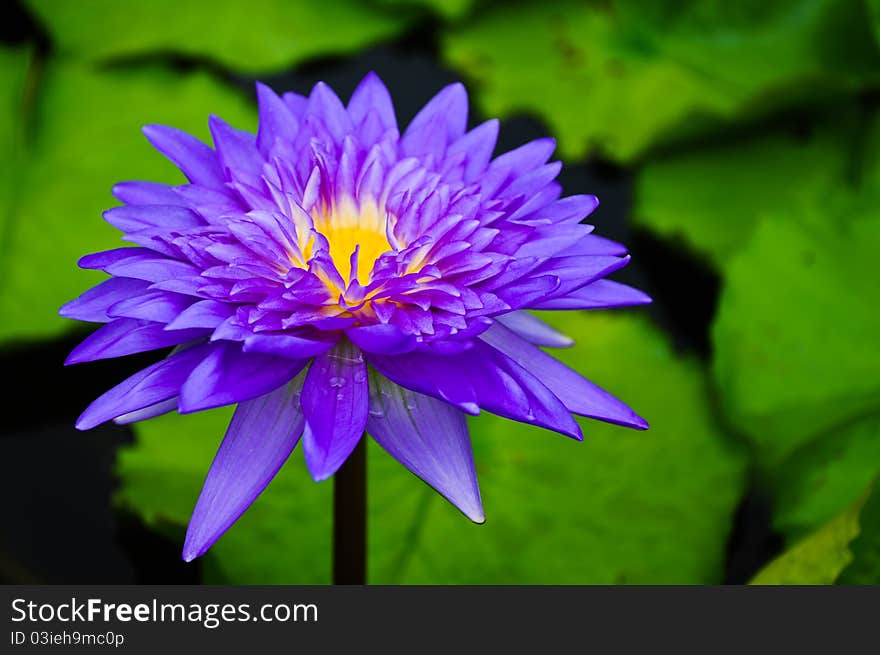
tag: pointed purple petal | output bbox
[447,119,498,182]
[179,342,306,413]
[301,340,368,481]
[532,280,653,310]
[142,124,224,189]
[107,290,196,323]
[495,312,574,348]
[367,371,483,522]
[76,343,210,429]
[183,375,307,561]
[209,115,263,184]
[369,342,582,439]
[111,181,180,205]
[348,72,397,132]
[59,278,151,323]
[480,322,648,429]
[103,205,202,232]
[113,397,179,425]
[402,82,467,156]
[256,82,298,154]
[65,319,208,365]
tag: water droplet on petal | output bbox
[336,392,345,401]
[329,376,346,388]
[369,407,385,418]
[353,371,366,383]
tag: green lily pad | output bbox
[632,116,861,267]
[442,0,879,162]
[711,208,880,466]
[117,406,333,584]
[750,490,866,584]
[23,0,407,74]
[0,46,33,249]
[0,61,255,345]
[771,414,880,540]
[371,0,475,21]
[838,481,880,583]
[118,313,746,583]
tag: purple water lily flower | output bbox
[61,73,650,561]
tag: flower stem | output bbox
[333,435,367,584]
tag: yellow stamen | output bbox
[310,196,393,289]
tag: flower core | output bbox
[311,196,392,288]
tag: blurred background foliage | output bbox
[1,0,878,584]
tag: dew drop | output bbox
[336,392,345,401]
[369,407,385,418]
[405,400,417,411]
[329,376,346,388]
[353,371,367,383]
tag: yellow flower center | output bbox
[308,196,393,296]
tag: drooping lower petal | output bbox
[76,343,211,429]
[367,370,483,522]
[480,322,648,430]
[369,342,582,439]
[183,374,307,561]
[301,340,369,481]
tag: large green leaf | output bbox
[711,208,880,466]
[118,313,746,583]
[771,414,880,540]
[632,116,862,267]
[838,481,880,583]
[0,46,33,251]
[371,0,475,21]
[117,407,333,584]
[750,490,866,584]
[23,0,407,74]
[442,0,879,162]
[0,62,255,345]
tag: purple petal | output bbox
[301,340,368,481]
[103,205,202,232]
[488,137,555,177]
[183,375,307,561]
[179,342,306,413]
[165,300,236,330]
[495,312,573,348]
[113,397,179,425]
[112,181,180,205]
[447,119,499,183]
[367,371,483,522]
[369,342,582,439]
[65,318,208,365]
[532,280,653,310]
[307,82,353,143]
[107,290,196,323]
[76,343,210,429]
[402,82,467,156]
[480,322,648,429]
[59,278,151,323]
[142,124,224,189]
[526,194,599,224]
[345,323,417,355]
[348,72,397,133]
[209,115,263,182]
[553,233,628,258]
[256,82,299,154]
[80,248,200,282]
